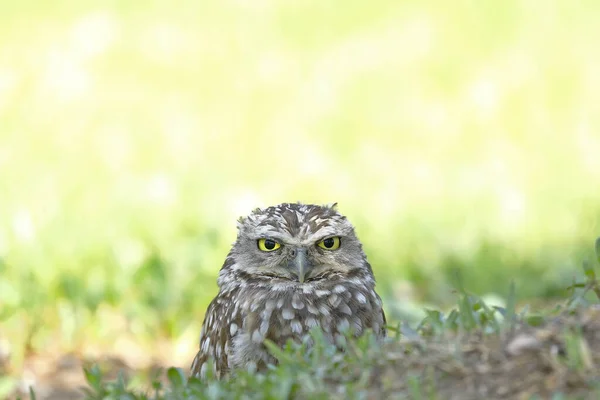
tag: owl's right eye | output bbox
[257,238,281,252]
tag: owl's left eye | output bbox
[258,238,281,252]
[317,237,341,250]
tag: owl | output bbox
[190,202,386,379]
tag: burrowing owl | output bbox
[190,203,386,379]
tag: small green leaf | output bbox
[400,321,420,341]
[444,309,459,330]
[451,269,466,295]
[28,385,37,400]
[526,314,546,326]
[458,295,477,331]
[424,309,444,328]
[479,300,501,332]
[504,281,517,330]
[83,365,103,392]
[264,339,296,364]
[407,374,423,400]
[492,306,506,316]
[518,304,530,318]
[582,260,596,281]
[167,367,186,391]
[565,283,586,291]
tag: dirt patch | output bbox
[5,306,600,399]
[363,306,600,399]
[5,353,179,400]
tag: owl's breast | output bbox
[227,281,384,370]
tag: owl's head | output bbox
[220,203,373,285]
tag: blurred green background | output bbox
[1,0,599,377]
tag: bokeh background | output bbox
[1,0,600,395]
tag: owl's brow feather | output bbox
[246,230,345,247]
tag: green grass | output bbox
[1,0,600,397]
[20,238,600,399]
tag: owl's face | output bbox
[224,203,372,284]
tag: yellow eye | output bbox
[317,237,341,250]
[257,238,281,252]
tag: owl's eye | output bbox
[317,237,341,250]
[257,238,281,252]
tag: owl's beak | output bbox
[289,248,310,283]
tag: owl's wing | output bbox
[189,290,239,379]
[367,290,387,338]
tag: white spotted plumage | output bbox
[190,203,386,380]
